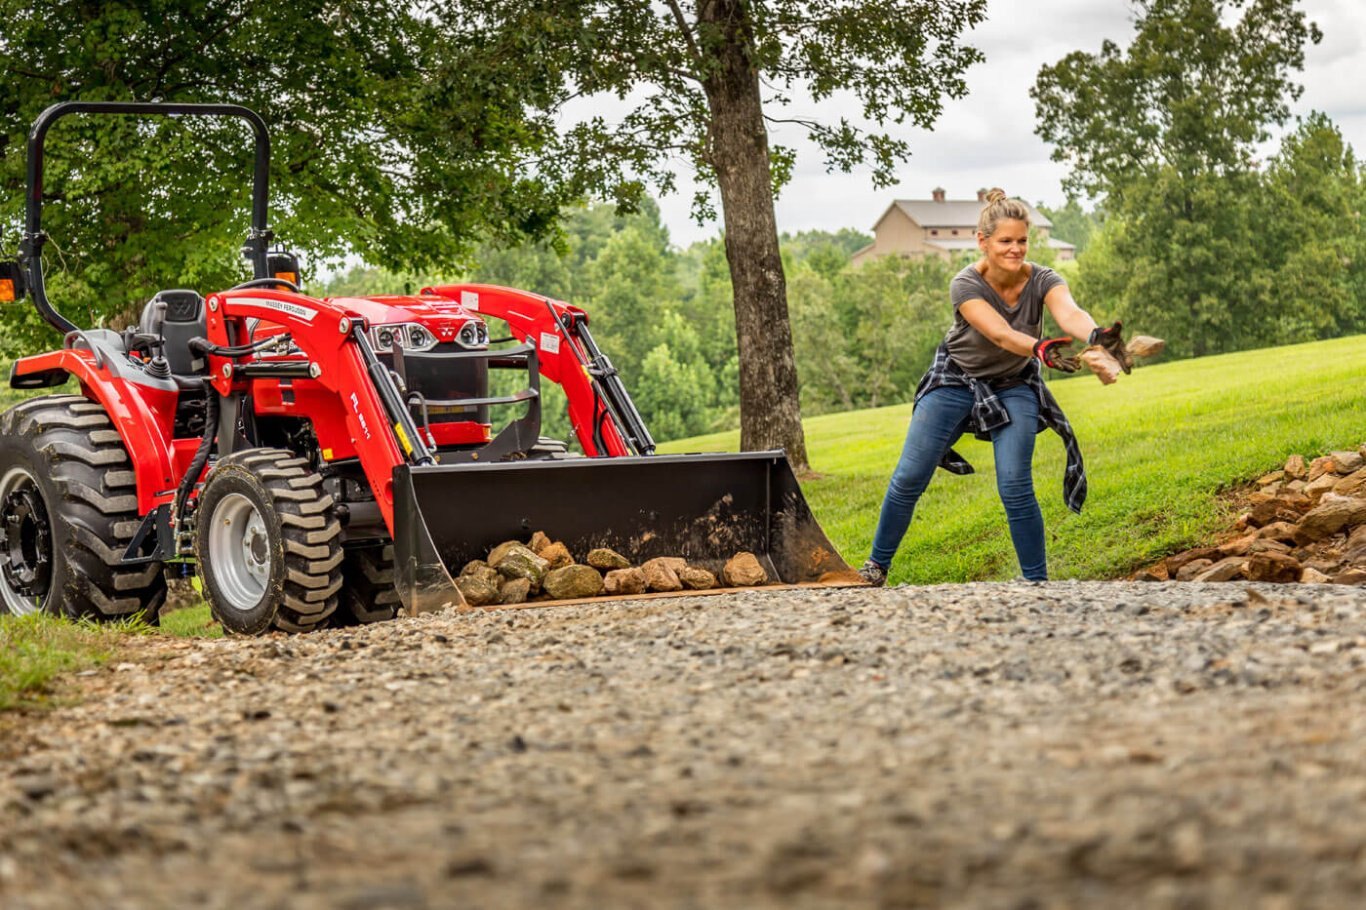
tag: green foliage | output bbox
[1032,0,1358,360]
[0,0,579,356]
[664,334,1366,584]
[0,613,124,710]
[1038,199,1101,254]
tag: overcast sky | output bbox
[644,0,1366,247]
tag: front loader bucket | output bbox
[391,451,854,614]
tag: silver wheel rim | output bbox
[208,492,271,613]
[0,465,44,616]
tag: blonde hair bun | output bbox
[977,187,1030,237]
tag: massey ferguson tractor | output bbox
[0,101,849,634]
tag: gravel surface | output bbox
[2,581,1365,909]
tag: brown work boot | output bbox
[857,560,887,587]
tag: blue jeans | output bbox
[869,384,1047,580]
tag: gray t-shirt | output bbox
[944,263,1066,379]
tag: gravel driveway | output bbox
[2,581,1364,909]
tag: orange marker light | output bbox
[274,272,298,285]
[0,279,14,302]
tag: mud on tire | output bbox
[194,448,342,634]
[334,543,401,626]
[0,395,166,622]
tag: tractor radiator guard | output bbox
[391,451,853,614]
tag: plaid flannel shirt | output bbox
[913,344,1087,514]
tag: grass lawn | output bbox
[662,335,1366,585]
[0,614,129,710]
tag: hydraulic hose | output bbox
[172,379,219,548]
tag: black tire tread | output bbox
[0,394,166,621]
[198,448,341,634]
[336,543,401,625]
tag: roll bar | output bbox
[19,101,272,335]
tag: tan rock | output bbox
[1284,479,1307,493]
[499,577,531,605]
[723,552,768,586]
[1256,521,1298,542]
[1217,534,1258,558]
[1166,547,1222,574]
[543,564,604,599]
[1174,559,1214,582]
[1308,455,1336,481]
[487,540,523,568]
[678,566,717,590]
[1333,468,1366,497]
[1245,552,1301,583]
[1331,568,1366,585]
[1300,567,1332,584]
[528,530,551,554]
[1125,335,1165,358]
[1248,539,1291,555]
[603,567,647,596]
[496,545,550,593]
[1295,498,1366,544]
[539,541,574,570]
[460,559,490,577]
[1080,345,1121,384]
[1257,470,1285,486]
[1330,450,1364,474]
[1283,454,1307,479]
[1346,525,1366,561]
[1133,563,1169,582]
[1304,473,1340,501]
[1248,499,1300,527]
[586,548,631,571]
[1192,557,1248,583]
[642,557,683,592]
[455,574,499,607]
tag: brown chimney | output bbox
[977,188,988,202]
[931,187,946,203]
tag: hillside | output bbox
[662,335,1366,583]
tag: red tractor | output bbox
[0,102,848,634]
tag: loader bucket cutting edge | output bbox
[391,451,855,615]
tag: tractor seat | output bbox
[138,289,207,375]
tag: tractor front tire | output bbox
[333,543,401,626]
[194,448,342,635]
[0,395,165,622]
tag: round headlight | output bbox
[459,323,477,346]
[408,325,429,348]
[477,323,489,344]
[377,328,395,349]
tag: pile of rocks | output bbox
[1136,446,1366,585]
[452,530,771,606]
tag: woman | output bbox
[858,188,1126,586]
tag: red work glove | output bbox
[1088,321,1133,374]
[1033,336,1079,372]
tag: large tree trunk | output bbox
[697,0,809,473]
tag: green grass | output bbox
[0,613,131,710]
[662,335,1366,584]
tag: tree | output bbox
[1032,0,1322,357]
[0,0,576,353]
[433,1,986,470]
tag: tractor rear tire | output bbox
[0,395,166,622]
[194,448,342,635]
[334,543,401,626]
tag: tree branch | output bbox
[663,0,703,70]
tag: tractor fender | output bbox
[10,347,181,515]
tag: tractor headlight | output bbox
[456,320,489,349]
[371,323,437,353]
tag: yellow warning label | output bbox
[394,423,414,455]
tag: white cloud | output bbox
[649,0,1366,247]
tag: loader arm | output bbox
[423,284,654,457]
